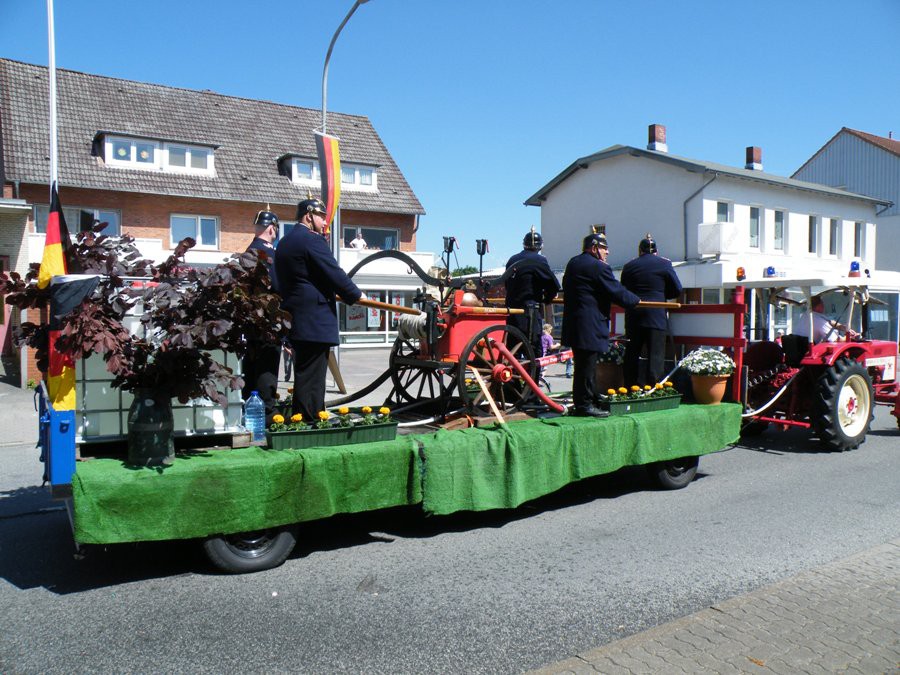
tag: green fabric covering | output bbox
[73,438,422,544]
[419,403,741,515]
[72,403,740,544]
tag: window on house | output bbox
[170,214,218,249]
[339,164,378,191]
[342,226,398,251]
[701,288,722,304]
[717,202,729,222]
[749,207,760,248]
[278,221,298,241]
[829,218,839,256]
[774,211,784,250]
[808,215,818,254]
[290,158,319,184]
[34,205,121,236]
[854,222,864,257]
[104,136,214,176]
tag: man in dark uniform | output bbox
[274,198,362,423]
[504,229,560,357]
[241,209,282,423]
[562,233,640,417]
[621,234,682,387]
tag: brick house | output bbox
[0,58,429,386]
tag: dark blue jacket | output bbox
[620,253,682,331]
[246,237,278,292]
[274,225,362,345]
[561,252,640,352]
[503,250,560,308]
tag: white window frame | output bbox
[808,215,819,255]
[169,214,219,250]
[341,225,399,251]
[828,218,840,257]
[773,210,785,251]
[104,135,215,176]
[290,158,320,186]
[748,206,760,249]
[33,204,122,236]
[854,222,865,258]
[339,163,378,192]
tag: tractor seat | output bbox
[780,334,810,367]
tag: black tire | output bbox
[813,357,874,451]
[647,456,699,490]
[203,526,298,574]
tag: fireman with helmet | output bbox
[503,228,560,357]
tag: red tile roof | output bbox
[843,127,900,158]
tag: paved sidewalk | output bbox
[531,540,900,674]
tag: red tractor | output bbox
[727,277,900,449]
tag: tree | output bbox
[451,265,478,277]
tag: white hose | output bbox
[740,372,799,418]
[397,407,467,427]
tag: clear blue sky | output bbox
[2,0,898,268]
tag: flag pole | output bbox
[47,0,59,193]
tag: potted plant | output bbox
[2,227,291,466]
[265,405,398,450]
[597,382,681,415]
[678,348,736,405]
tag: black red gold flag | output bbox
[47,275,98,410]
[37,183,80,289]
[315,132,341,234]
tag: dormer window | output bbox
[102,135,215,176]
[287,156,376,192]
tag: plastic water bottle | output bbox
[244,391,266,442]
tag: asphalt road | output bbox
[1,378,898,673]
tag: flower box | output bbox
[265,422,398,450]
[604,394,681,416]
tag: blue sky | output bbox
[2,0,898,268]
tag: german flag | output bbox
[47,275,99,410]
[315,132,341,235]
[37,183,80,289]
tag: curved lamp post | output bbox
[321,0,371,135]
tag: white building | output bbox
[525,124,899,340]
[792,127,900,273]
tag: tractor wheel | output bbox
[203,526,298,574]
[813,357,874,451]
[647,456,699,490]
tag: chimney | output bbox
[745,146,763,171]
[647,124,667,153]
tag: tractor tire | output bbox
[647,456,699,490]
[203,526,298,574]
[813,357,874,451]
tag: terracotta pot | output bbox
[690,374,730,405]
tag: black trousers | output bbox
[624,327,667,387]
[572,347,599,412]
[290,340,331,424]
[241,343,281,424]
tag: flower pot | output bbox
[606,394,681,416]
[690,375,730,405]
[127,389,175,466]
[595,362,624,392]
[266,421,398,450]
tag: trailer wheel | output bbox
[647,456,699,490]
[814,357,873,451]
[203,526,297,574]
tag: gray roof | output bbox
[0,58,424,215]
[524,145,891,208]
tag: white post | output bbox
[47,0,58,192]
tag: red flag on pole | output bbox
[37,183,79,289]
[315,132,341,235]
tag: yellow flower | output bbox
[379,406,391,415]
[272,414,285,424]
[664,381,674,388]
[291,413,303,423]
[318,411,330,421]
[338,406,350,415]
[654,383,663,390]
[362,406,372,414]
[617,387,628,395]
[631,385,640,392]
[643,385,652,391]
[607,389,616,396]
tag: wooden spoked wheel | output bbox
[389,336,456,403]
[457,324,538,412]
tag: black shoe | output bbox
[572,406,609,418]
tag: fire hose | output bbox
[489,338,566,413]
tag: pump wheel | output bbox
[203,526,298,573]
[647,456,699,489]
[813,357,873,451]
